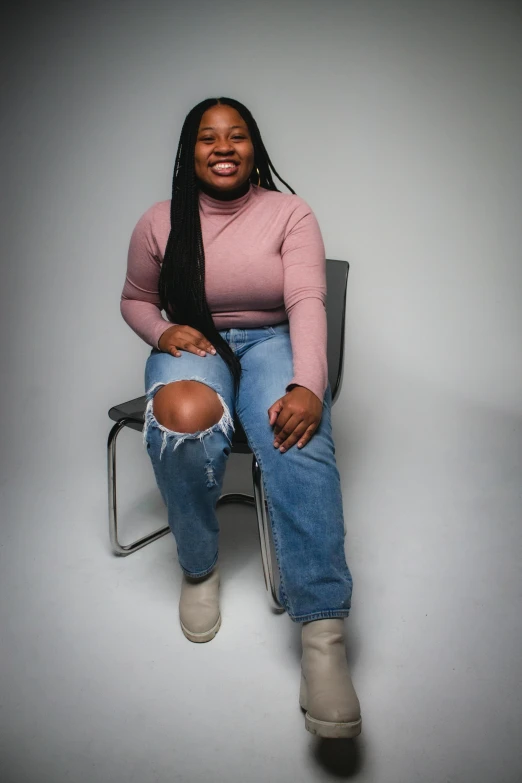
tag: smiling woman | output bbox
[156,98,297,392]
[119,96,362,739]
[195,105,255,197]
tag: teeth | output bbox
[214,163,236,170]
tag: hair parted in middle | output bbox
[158,96,295,394]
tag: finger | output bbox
[197,339,216,355]
[268,401,283,426]
[281,420,318,452]
[296,423,318,449]
[183,342,212,357]
[184,328,216,355]
[277,421,309,452]
[273,414,304,451]
[272,407,294,439]
[168,340,212,358]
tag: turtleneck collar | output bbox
[199,183,255,217]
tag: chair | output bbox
[108,258,349,612]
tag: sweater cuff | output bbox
[285,380,325,404]
[153,321,174,349]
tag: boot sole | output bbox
[304,712,362,739]
[180,613,221,643]
[300,674,362,738]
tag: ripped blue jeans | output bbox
[143,322,353,623]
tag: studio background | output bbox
[1,1,521,782]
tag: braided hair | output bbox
[158,97,295,393]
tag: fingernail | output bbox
[279,446,286,452]
[273,441,279,448]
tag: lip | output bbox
[210,161,240,177]
[210,160,240,172]
[210,159,240,168]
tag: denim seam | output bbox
[292,609,351,624]
[179,550,219,579]
[235,412,294,617]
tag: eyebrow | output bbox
[198,125,245,132]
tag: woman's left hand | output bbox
[268,386,323,452]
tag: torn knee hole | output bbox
[143,378,235,459]
[152,379,224,432]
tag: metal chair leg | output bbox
[206,456,284,612]
[251,454,284,612]
[108,418,170,556]
[217,466,284,612]
[108,420,283,611]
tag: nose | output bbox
[213,140,234,155]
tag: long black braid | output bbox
[158,97,295,394]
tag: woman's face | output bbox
[194,104,255,194]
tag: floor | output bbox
[1,403,521,783]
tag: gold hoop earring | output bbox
[256,167,261,186]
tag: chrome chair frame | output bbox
[107,259,349,613]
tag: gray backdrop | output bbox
[1,1,521,782]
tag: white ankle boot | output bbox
[300,618,362,738]
[179,565,221,643]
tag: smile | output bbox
[211,162,239,175]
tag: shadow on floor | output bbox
[308,735,365,777]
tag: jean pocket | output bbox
[265,322,289,336]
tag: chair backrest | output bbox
[325,258,349,404]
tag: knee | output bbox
[152,380,224,433]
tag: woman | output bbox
[120,97,361,739]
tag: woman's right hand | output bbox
[158,325,217,358]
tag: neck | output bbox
[197,179,251,202]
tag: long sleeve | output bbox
[120,206,173,349]
[120,189,329,403]
[281,200,328,403]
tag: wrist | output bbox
[157,326,172,350]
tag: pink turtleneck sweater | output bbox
[120,183,327,402]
